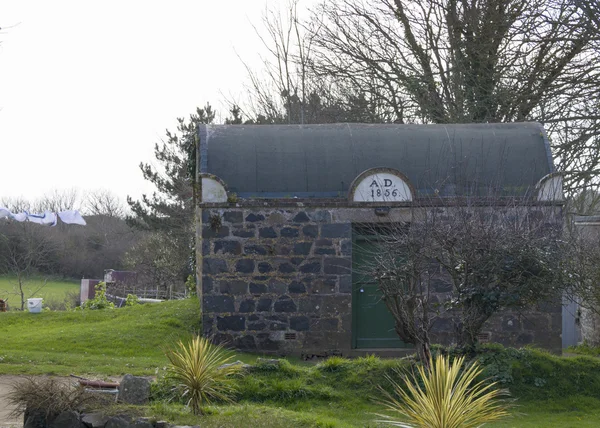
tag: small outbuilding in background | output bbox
[196,123,563,357]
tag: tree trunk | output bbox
[416,340,432,369]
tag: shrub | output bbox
[7,377,101,421]
[82,282,114,310]
[164,336,242,415]
[378,354,509,428]
[125,294,139,306]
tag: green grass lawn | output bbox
[3,299,600,427]
[0,298,201,375]
[0,275,79,309]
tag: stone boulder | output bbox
[118,375,151,405]
[49,411,84,428]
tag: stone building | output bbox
[197,123,563,356]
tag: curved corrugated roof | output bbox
[199,123,553,198]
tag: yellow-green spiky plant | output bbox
[379,354,509,428]
[165,336,242,415]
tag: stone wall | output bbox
[201,205,562,355]
[202,208,353,355]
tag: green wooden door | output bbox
[352,230,411,349]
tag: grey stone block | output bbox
[234,335,257,350]
[233,228,255,238]
[219,280,248,295]
[309,210,331,222]
[217,315,246,331]
[132,421,153,428]
[224,211,243,224]
[268,280,288,294]
[239,299,256,312]
[302,225,319,238]
[49,411,83,428]
[203,258,228,274]
[339,275,352,294]
[288,281,306,294]
[214,240,242,255]
[244,244,268,255]
[81,413,109,428]
[204,295,234,312]
[280,227,300,238]
[293,242,312,255]
[315,248,335,255]
[324,258,351,275]
[257,298,272,311]
[321,223,350,238]
[300,260,321,273]
[258,262,274,273]
[274,296,297,312]
[290,316,310,331]
[118,374,151,405]
[24,409,45,428]
[249,282,268,294]
[236,259,255,273]
[105,417,130,428]
[340,239,352,256]
[202,226,230,238]
[259,227,278,238]
[293,212,310,222]
[278,263,297,273]
[245,213,265,222]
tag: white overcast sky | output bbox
[0,0,316,209]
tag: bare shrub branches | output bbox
[364,197,563,358]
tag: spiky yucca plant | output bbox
[379,354,509,428]
[165,336,241,415]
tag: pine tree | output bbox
[126,104,215,283]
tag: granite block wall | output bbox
[201,206,562,355]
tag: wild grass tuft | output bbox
[7,376,102,420]
[317,356,350,372]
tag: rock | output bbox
[49,411,83,428]
[154,422,170,428]
[118,374,151,405]
[82,413,109,428]
[131,419,154,428]
[105,416,130,428]
[218,360,251,370]
[23,409,45,428]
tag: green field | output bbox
[0,275,79,309]
[2,299,600,427]
[0,298,200,375]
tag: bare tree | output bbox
[33,189,81,213]
[363,220,437,365]
[293,0,600,192]
[234,0,383,124]
[366,198,562,359]
[1,197,31,213]
[0,222,57,310]
[431,202,561,349]
[84,190,125,218]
